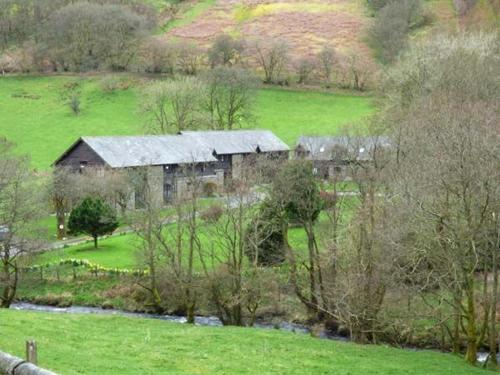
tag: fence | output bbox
[0,341,57,375]
[22,258,147,281]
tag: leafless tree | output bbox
[333,135,393,343]
[207,34,245,68]
[136,37,177,74]
[316,45,336,86]
[337,53,374,91]
[295,57,316,85]
[0,138,46,308]
[253,39,289,84]
[43,2,151,71]
[199,161,272,326]
[141,77,207,134]
[383,32,500,364]
[128,166,164,312]
[176,42,203,75]
[49,166,131,239]
[201,66,257,130]
[49,167,78,240]
[128,160,207,320]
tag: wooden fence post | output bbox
[26,340,37,365]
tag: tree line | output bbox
[0,0,373,91]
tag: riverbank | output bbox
[10,302,498,367]
[0,308,488,375]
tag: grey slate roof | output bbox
[181,130,290,155]
[81,135,217,168]
[296,136,392,161]
[55,130,289,168]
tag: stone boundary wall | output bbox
[0,351,57,375]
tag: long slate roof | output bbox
[296,136,392,161]
[81,135,217,168]
[55,130,289,168]
[181,130,290,155]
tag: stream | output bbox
[10,302,332,338]
[10,302,498,364]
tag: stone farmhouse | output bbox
[54,130,289,207]
[295,136,392,180]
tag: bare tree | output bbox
[49,166,131,240]
[338,53,374,91]
[207,34,245,68]
[49,167,77,240]
[129,160,206,321]
[43,2,151,71]
[199,161,271,326]
[383,32,500,364]
[201,66,257,130]
[176,42,203,75]
[141,77,206,134]
[316,45,336,86]
[295,57,316,85]
[129,166,163,312]
[0,138,46,308]
[334,135,393,343]
[136,37,177,74]
[253,39,289,84]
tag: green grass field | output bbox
[37,234,140,269]
[35,221,315,270]
[35,206,348,271]
[0,309,485,375]
[0,75,374,170]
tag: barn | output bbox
[54,130,289,207]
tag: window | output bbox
[79,161,88,173]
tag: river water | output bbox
[10,302,318,337]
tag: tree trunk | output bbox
[56,210,66,240]
[464,283,478,364]
[93,235,98,249]
[0,262,17,309]
[452,301,462,354]
[490,248,498,365]
[186,300,195,324]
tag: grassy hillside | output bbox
[0,309,486,375]
[0,75,373,170]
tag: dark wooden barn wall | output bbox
[56,141,106,169]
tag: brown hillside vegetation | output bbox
[165,0,373,60]
[165,0,499,63]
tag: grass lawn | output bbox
[36,234,140,269]
[256,88,373,145]
[0,309,485,375]
[35,195,356,271]
[35,211,339,270]
[0,75,374,170]
[16,276,126,308]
